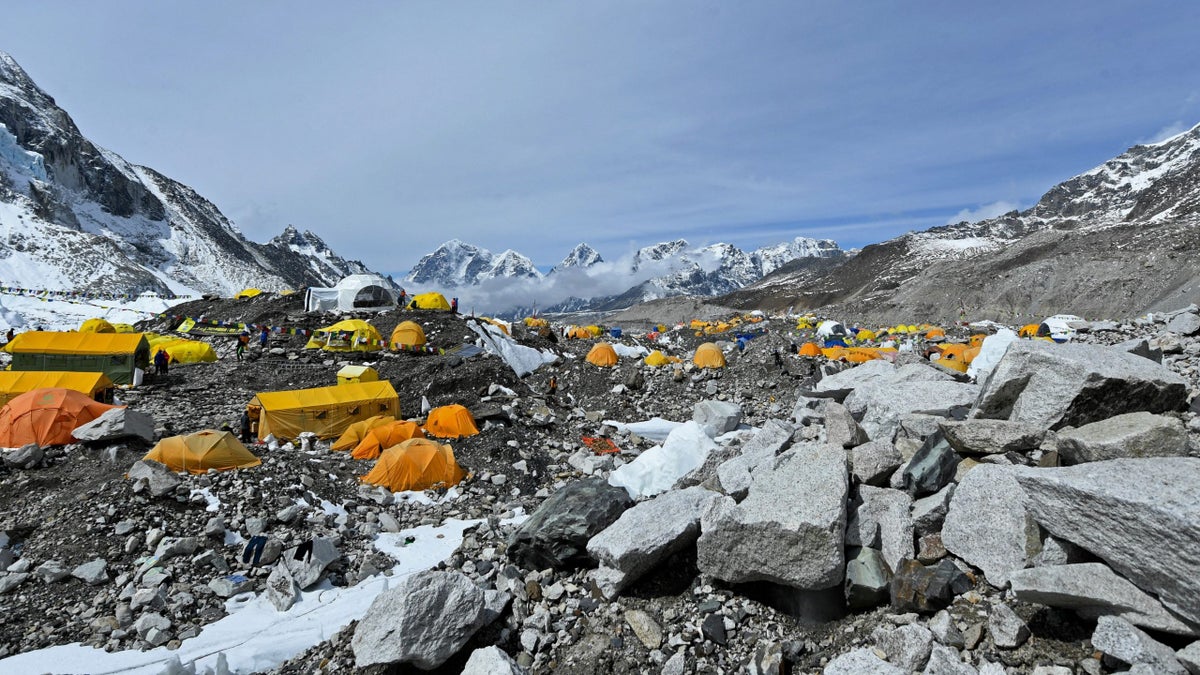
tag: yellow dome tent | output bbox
[143,430,261,474]
[586,342,619,367]
[79,318,116,334]
[524,317,548,328]
[566,326,591,339]
[693,343,726,369]
[407,292,452,310]
[1018,324,1040,338]
[643,350,671,367]
[331,414,396,452]
[306,319,383,352]
[351,420,426,460]
[969,334,987,349]
[424,404,479,439]
[360,438,466,492]
[856,329,877,342]
[151,339,218,364]
[390,321,427,350]
[110,323,137,333]
[235,288,263,300]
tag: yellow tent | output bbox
[586,342,619,367]
[110,323,137,333]
[925,327,946,341]
[145,430,261,474]
[331,414,396,452]
[1018,324,1040,338]
[151,339,218,364]
[351,420,426,460]
[524,317,548,328]
[389,321,427,350]
[585,325,604,337]
[566,326,591,339]
[690,319,710,330]
[337,365,379,385]
[360,438,465,492]
[235,288,263,299]
[79,318,116,333]
[249,381,400,441]
[424,404,479,439]
[407,292,452,310]
[856,329,877,342]
[693,343,726,369]
[644,350,671,367]
[306,319,383,352]
[969,334,987,349]
[3,332,150,386]
[0,371,115,408]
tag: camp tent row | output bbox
[248,381,400,442]
[0,371,114,407]
[3,332,150,386]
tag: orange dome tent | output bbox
[425,404,479,439]
[1018,324,1040,338]
[144,430,261,474]
[693,342,726,369]
[351,420,426,460]
[586,342,619,367]
[389,321,427,350]
[360,438,466,492]
[0,388,118,447]
[925,327,946,341]
[566,326,591,339]
[79,318,116,333]
[331,414,396,452]
[798,342,822,357]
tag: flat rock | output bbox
[846,486,913,572]
[715,419,794,500]
[824,647,905,675]
[1092,615,1186,674]
[461,646,527,675]
[73,407,156,442]
[1055,412,1189,464]
[127,460,182,498]
[850,440,902,487]
[0,573,28,594]
[846,380,979,443]
[34,559,69,583]
[942,464,1038,588]
[623,609,662,649]
[71,559,108,585]
[509,478,633,570]
[693,400,742,437]
[1166,312,1200,336]
[938,419,1046,456]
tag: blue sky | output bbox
[4,2,1200,276]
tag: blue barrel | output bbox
[610,327,622,338]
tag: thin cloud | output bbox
[946,201,1022,225]
[1139,121,1188,145]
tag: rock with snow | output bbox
[938,419,1046,456]
[1055,411,1189,464]
[942,465,1037,588]
[72,407,156,442]
[846,486,913,572]
[127,460,182,497]
[693,400,743,437]
[1013,458,1200,626]
[609,421,718,500]
[971,340,1188,429]
[461,646,527,675]
[282,537,339,590]
[698,444,847,590]
[509,478,633,570]
[850,440,903,486]
[265,563,299,612]
[988,603,1029,649]
[1092,616,1187,674]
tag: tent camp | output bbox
[337,365,379,385]
[79,318,116,333]
[0,388,118,447]
[304,274,398,313]
[693,343,726,369]
[407,292,452,311]
[0,371,115,408]
[360,438,466,492]
[248,381,400,441]
[4,332,151,386]
[586,342,619,367]
[235,288,263,299]
[351,420,426,460]
[389,321,427,350]
[144,430,261,474]
[331,414,396,451]
[424,404,479,439]
[305,319,383,352]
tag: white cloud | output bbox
[1139,120,1188,145]
[945,200,1021,225]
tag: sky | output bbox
[3,1,1200,278]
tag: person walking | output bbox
[236,332,249,361]
[259,326,270,349]
[154,348,170,376]
[450,297,459,314]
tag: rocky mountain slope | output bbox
[0,51,378,297]
[721,123,1200,324]
[404,240,544,287]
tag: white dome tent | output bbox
[304,274,399,313]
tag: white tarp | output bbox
[611,343,649,358]
[468,322,557,377]
[602,417,683,443]
[967,328,1018,381]
[609,421,718,500]
[304,274,397,313]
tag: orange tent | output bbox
[0,388,118,447]
[925,327,946,341]
[1018,324,1040,338]
[144,430,261,474]
[360,438,466,492]
[424,404,479,439]
[351,420,426,460]
[389,321,426,350]
[968,334,987,349]
[566,326,591,339]
[798,342,822,357]
[693,343,726,369]
[331,414,396,452]
[586,342,619,367]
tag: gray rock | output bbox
[351,570,498,669]
[824,647,905,674]
[846,486,913,572]
[701,613,727,645]
[2,443,43,469]
[929,609,965,648]
[282,537,339,590]
[1167,312,1200,336]
[0,573,28,594]
[846,380,979,443]
[825,402,869,448]
[815,359,897,394]
[265,563,299,612]
[127,460,182,498]
[971,340,1188,430]
[845,547,892,610]
[1014,458,1200,626]
[209,574,256,598]
[748,641,784,675]
[1009,563,1195,635]
[203,517,226,539]
[922,644,978,675]
[890,558,973,614]
[902,434,960,497]
[1030,535,1084,568]
[715,420,794,499]
[508,478,633,570]
[72,407,156,442]
[850,440,902,486]
[1177,642,1200,675]
[693,400,743,437]
[35,559,70,583]
[899,413,945,443]
[71,559,108,585]
[154,537,199,561]
[939,419,1046,456]
[698,444,847,590]
[988,603,1029,648]
[911,484,955,537]
[587,486,721,598]
[133,612,170,639]
[873,623,933,671]
[461,646,527,675]
[1056,412,1189,464]
[624,609,662,649]
[1092,616,1186,674]
[942,465,1038,588]
[1115,338,1163,364]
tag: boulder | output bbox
[1177,642,1200,675]
[938,419,1046,456]
[1014,458,1200,626]
[2,444,43,469]
[988,603,1029,649]
[72,407,156,443]
[0,573,28,594]
[890,558,972,614]
[1115,337,1163,364]
[911,484,955,538]
[850,440,902,486]
[824,647,905,675]
[929,610,965,648]
[586,486,722,598]
[509,478,633,570]
[845,547,892,610]
[942,465,1038,588]
[715,419,794,500]
[265,563,299,612]
[825,402,869,448]
[814,359,897,395]
[922,644,978,675]
[846,486,913,572]
[1166,312,1200,336]
[872,623,933,672]
[1009,563,1195,635]
[845,380,979,443]
[352,570,502,669]
[1055,412,1189,464]
[461,646,527,675]
[127,460,182,498]
[693,400,742,437]
[971,340,1188,430]
[698,444,847,590]
[282,537,339,590]
[34,560,69,583]
[71,559,108,586]
[901,433,960,497]
[1091,616,1187,674]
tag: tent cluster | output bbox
[3,331,151,386]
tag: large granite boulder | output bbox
[508,478,633,570]
[1055,412,1189,464]
[73,407,156,443]
[942,465,1038,588]
[845,380,979,443]
[715,419,794,500]
[693,400,743,437]
[1091,616,1187,674]
[846,486,913,572]
[938,419,1046,456]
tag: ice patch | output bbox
[608,421,718,500]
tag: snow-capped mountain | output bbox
[0,50,379,297]
[722,121,1200,322]
[404,240,543,287]
[753,236,842,276]
[549,243,603,274]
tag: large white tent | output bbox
[304,275,399,313]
